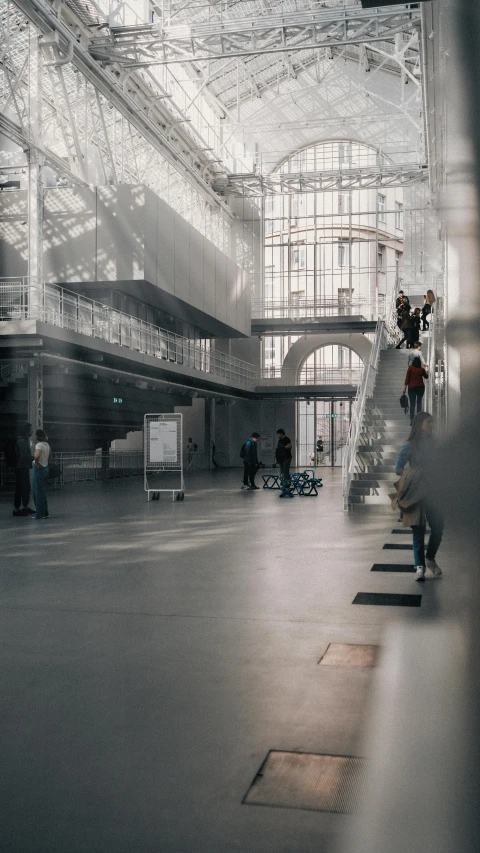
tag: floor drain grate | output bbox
[353,592,422,607]
[319,643,378,667]
[243,751,366,813]
[383,543,412,550]
[371,563,415,573]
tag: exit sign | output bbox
[324,413,338,418]
[113,397,123,404]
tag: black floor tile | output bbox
[371,563,415,572]
[383,543,412,550]
[352,592,422,607]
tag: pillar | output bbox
[27,360,43,429]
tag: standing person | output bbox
[395,304,411,349]
[316,436,325,465]
[407,341,426,367]
[31,429,50,520]
[12,423,34,516]
[421,295,431,331]
[187,437,194,471]
[396,290,410,310]
[408,307,421,348]
[394,412,443,581]
[242,432,260,490]
[276,428,293,497]
[404,356,428,426]
[426,289,436,310]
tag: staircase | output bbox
[347,347,412,508]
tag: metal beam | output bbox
[214,163,429,197]
[11,0,232,213]
[91,5,421,67]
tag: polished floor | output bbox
[0,468,454,853]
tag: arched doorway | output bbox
[297,345,363,467]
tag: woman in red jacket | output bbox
[404,356,429,426]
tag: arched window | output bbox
[262,139,404,373]
[298,344,364,384]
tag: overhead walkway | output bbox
[255,366,362,399]
[251,297,383,335]
[0,279,255,397]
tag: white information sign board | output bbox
[149,421,178,463]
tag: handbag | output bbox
[399,392,409,413]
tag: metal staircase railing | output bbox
[342,286,399,510]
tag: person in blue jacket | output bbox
[242,432,260,490]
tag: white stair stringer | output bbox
[347,347,412,509]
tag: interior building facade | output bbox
[1,0,480,851]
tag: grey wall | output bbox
[1,185,251,337]
[0,191,28,277]
[215,397,296,468]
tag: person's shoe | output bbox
[250,485,259,490]
[21,507,34,515]
[30,515,45,520]
[426,557,442,576]
[415,566,425,582]
[12,509,22,517]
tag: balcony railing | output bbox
[251,295,386,321]
[0,278,255,388]
[258,366,364,386]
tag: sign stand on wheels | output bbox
[144,413,184,502]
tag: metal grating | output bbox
[318,643,378,667]
[353,592,422,607]
[243,751,367,813]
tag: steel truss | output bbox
[89,4,421,67]
[214,163,428,197]
[3,0,232,217]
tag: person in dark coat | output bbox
[276,428,293,497]
[395,305,412,349]
[13,423,34,516]
[407,307,421,348]
[242,432,260,490]
[396,290,410,310]
[421,295,431,331]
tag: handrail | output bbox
[342,318,389,510]
[0,279,255,388]
[251,295,386,322]
[258,366,364,386]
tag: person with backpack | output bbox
[240,432,260,490]
[11,423,35,516]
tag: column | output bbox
[27,360,43,429]
[204,397,213,470]
[27,26,44,307]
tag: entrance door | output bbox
[297,398,352,467]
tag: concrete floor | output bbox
[0,468,454,853]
